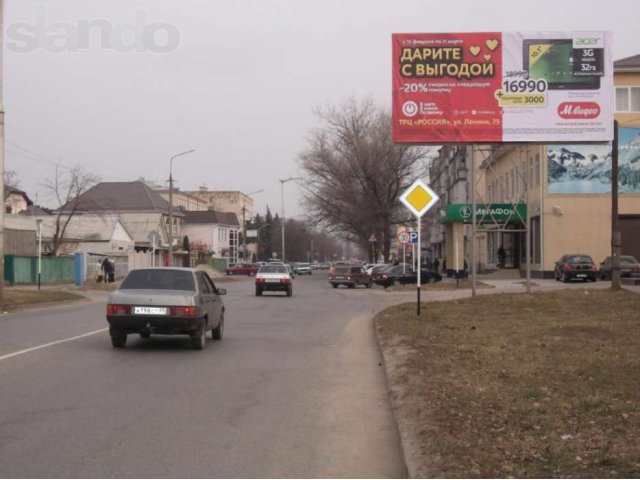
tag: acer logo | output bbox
[557,102,601,119]
[575,37,600,46]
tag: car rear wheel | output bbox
[365,282,372,288]
[348,283,355,289]
[212,314,224,340]
[255,286,262,296]
[249,272,255,276]
[561,272,568,283]
[393,280,402,287]
[191,321,207,350]
[286,285,293,297]
[332,283,338,288]
[110,328,127,348]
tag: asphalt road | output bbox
[0,273,407,478]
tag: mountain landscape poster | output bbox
[547,127,640,194]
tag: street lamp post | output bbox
[242,189,263,262]
[36,218,43,290]
[279,177,301,263]
[168,149,195,266]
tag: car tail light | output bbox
[170,306,199,317]
[280,278,290,284]
[106,304,129,315]
[563,262,573,271]
[590,263,597,272]
[256,277,266,283]
[382,274,388,279]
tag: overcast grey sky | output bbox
[4,0,639,217]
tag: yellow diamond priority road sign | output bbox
[400,179,439,217]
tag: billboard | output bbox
[547,128,640,194]
[392,32,613,144]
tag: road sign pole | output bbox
[417,215,421,316]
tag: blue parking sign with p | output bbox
[409,231,418,244]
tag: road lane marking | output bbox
[0,328,108,362]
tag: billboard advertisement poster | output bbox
[547,128,640,194]
[392,32,613,144]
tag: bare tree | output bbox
[44,164,100,256]
[4,170,20,188]
[298,97,428,261]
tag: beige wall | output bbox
[482,143,631,274]
[542,196,611,269]
[189,190,255,224]
[615,71,640,127]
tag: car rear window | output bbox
[259,265,288,274]
[334,267,351,274]
[120,269,196,291]
[568,256,593,264]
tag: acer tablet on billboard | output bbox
[392,32,613,143]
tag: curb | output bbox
[373,312,413,479]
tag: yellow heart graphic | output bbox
[486,39,499,51]
[484,54,492,61]
[469,46,481,56]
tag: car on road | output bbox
[106,267,226,350]
[225,263,259,276]
[255,264,293,297]
[554,254,598,282]
[372,265,442,288]
[329,265,372,289]
[294,262,312,275]
[599,255,640,280]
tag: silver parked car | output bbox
[106,268,226,350]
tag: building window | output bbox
[616,87,640,112]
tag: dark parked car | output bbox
[372,265,442,288]
[329,265,372,289]
[225,263,259,276]
[106,268,226,350]
[554,254,598,282]
[599,255,640,280]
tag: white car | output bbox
[255,264,293,297]
[295,262,312,275]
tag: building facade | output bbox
[427,54,640,278]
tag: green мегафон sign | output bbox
[442,204,527,224]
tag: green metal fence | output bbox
[4,255,75,285]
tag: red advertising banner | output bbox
[392,32,613,144]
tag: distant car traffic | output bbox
[372,265,442,288]
[255,264,293,297]
[329,265,372,289]
[225,263,259,276]
[554,254,598,282]
[105,267,226,350]
[599,255,640,280]
[294,262,312,275]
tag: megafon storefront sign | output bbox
[392,32,613,143]
[442,204,527,224]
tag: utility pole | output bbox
[611,120,621,290]
[168,149,195,267]
[0,0,5,297]
[279,177,300,263]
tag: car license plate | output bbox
[576,274,586,278]
[267,278,280,283]
[133,306,168,315]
